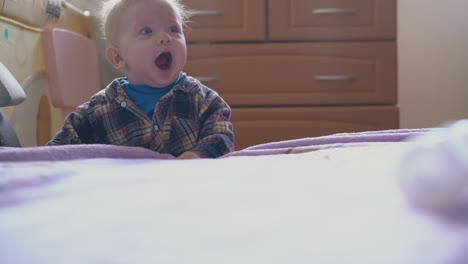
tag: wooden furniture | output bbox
[183,0,398,150]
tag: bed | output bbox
[1,121,467,264]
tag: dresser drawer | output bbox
[182,0,266,42]
[231,106,399,149]
[185,42,396,107]
[268,0,396,41]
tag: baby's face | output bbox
[115,0,186,87]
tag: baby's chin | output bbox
[148,73,180,88]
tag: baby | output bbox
[47,0,235,159]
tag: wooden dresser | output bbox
[183,0,398,150]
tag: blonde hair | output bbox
[98,0,189,46]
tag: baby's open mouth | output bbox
[155,52,172,70]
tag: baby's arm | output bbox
[47,103,94,145]
[187,93,235,158]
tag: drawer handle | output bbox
[312,8,357,15]
[194,77,220,83]
[314,75,355,81]
[190,10,224,17]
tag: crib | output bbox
[0,0,99,146]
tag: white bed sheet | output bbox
[1,143,467,263]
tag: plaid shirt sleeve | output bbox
[47,102,96,145]
[188,87,235,158]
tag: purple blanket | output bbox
[0,144,175,161]
[0,128,440,161]
[225,128,440,157]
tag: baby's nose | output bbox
[158,32,172,44]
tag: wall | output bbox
[398,0,468,128]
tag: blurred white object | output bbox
[398,119,468,210]
[0,62,25,146]
[0,62,26,107]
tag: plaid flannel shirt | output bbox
[47,73,235,158]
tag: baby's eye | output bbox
[169,26,179,33]
[139,26,152,35]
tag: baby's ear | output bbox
[105,47,125,69]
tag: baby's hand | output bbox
[177,151,201,159]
